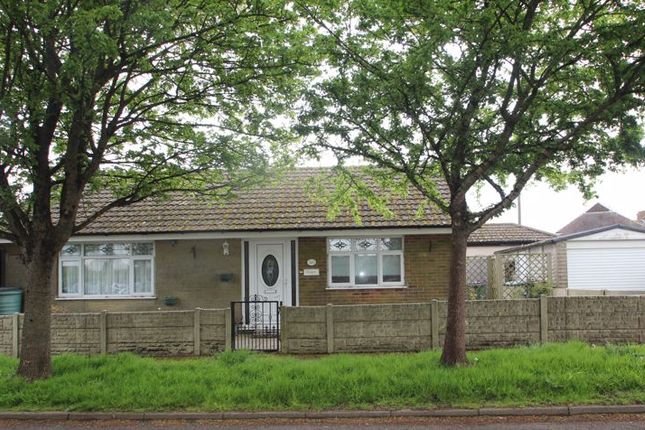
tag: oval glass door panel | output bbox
[261,255,279,286]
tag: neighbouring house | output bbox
[467,223,555,256]
[498,203,645,295]
[0,168,456,312]
[557,202,643,234]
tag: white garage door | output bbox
[568,245,645,291]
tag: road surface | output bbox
[1,415,645,429]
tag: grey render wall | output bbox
[0,308,229,358]
[281,296,645,354]
[0,239,243,313]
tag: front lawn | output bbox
[0,342,643,411]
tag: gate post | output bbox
[279,304,287,353]
[225,307,232,351]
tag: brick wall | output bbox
[297,234,451,306]
[0,308,228,358]
[282,296,645,354]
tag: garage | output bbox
[567,227,645,291]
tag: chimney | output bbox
[637,211,645,223]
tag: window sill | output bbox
[56,296,157,301]
[326,285,407,291]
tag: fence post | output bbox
[488,257,503,299]
[194,308,201,356]
[539,296,548,344]
[99,311,107,354]
[431,300,439,349]
[224,308,232,351]
[546,256,553,285]
[279,306,287,353]
[11,314,19,358]
[326,303,335,354]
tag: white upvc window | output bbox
[58,242,155,299]
[327,237,404,288]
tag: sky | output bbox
[484,167,645,233]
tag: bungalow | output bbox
[467,223,555,256]
[0,168,454,312]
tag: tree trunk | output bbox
[17,249,56,381]
[440,224,469,366]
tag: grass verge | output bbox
[0,342,643,412]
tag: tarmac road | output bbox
[1,415,645,430]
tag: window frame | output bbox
[59,259,81,296]
[58,242,155,299]
[327,237,405,289]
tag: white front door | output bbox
[248,239,291,305]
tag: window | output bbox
[327,237,404,288]
[59,242,154,298]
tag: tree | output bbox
[297,0,645,365]
[0,0,312,380]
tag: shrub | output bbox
[528,282,553,298]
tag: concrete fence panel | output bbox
[0,308,229,358]
[0,297,643,357]
[0,316,14,356]
[200,309,228,354]
[283,296,644,354]
[107,310,195,355]
[332,303,432,353]
[51,313,102,355]
[281,306,327,354]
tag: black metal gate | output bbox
[231,300,281,351]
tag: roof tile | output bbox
[557,204,642,235]
[75,168,451,234]
[468,223,555,245]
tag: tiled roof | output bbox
[557,203,642,235]
[497,223,645,254]
[468,223,555,246]
[75,168,451,235]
